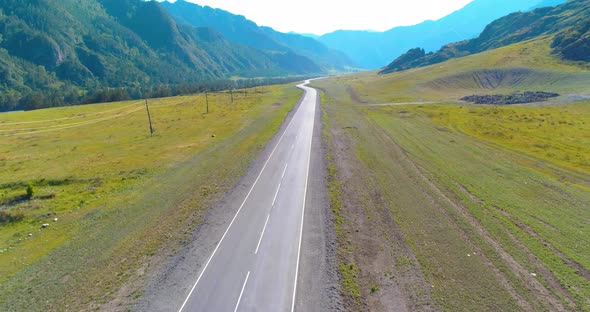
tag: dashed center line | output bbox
[272,183,281,207]
[177,81,316,312]
[177,98,299,312]
[255,214,271,255]
[234,271,250,312]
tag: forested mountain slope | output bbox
[160,0,353,71]
[0,0,320,111]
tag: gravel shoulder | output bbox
[295,90,343,311]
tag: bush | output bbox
[0,210,25,224]
[26,183,34,199]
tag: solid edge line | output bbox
[255,214,271,255]
[177,94,300,312]
[291,84,315,312]
[234,271,251,312]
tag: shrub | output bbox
[0,210,25,224]
[26,184,34,200]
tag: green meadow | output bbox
[0,85,302,309]
[313,36,590,311]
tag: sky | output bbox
[160,0,475,35]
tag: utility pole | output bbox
[145,99,154,137]
[205,91,209,114]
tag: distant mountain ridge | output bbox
[319,0,566,69]
[160,0,354,71]
[0,0,323,111]
[380,0,590,74]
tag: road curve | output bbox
[177,81,318,312]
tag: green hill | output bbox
[0,0,320,112]
[312,22,590,310]
[381,0,589,74]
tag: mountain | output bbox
[0,0,320,112]
[380,0,589,74]
[159,0,353,71]
[292,32,320,40]
[319,0,566,69]
[530,0,569,9]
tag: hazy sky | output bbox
[161,0,475,35]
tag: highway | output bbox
[177,80,318,312]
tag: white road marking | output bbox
[272,183,281,207]
[291,87,315,312]
[255,214,271,255]
[271,164,289,208]
[281,163,289,180]
[234,271,251,312]
[178,102,299,312]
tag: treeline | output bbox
[0,0,325,112]
[0,76,311,112]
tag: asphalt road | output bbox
[177,81,318,312]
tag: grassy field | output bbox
[313,37,590,311]
[343,37,590,104]
[398,103,589,178]
[0,85,302,310]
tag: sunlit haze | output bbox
[159,0,475,35]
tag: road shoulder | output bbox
[296,90,344,311]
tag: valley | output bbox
[0,0,589,311]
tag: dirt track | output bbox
[325,105,436,312]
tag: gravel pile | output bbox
[461,91,559,105]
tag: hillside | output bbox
[380,0,590,74]
[319,0,564,69]
[159,0,353,71]
[312,28,590,310]
[0,0,320,112]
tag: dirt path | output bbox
[370,122,569,311]
[325,106,436,312]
